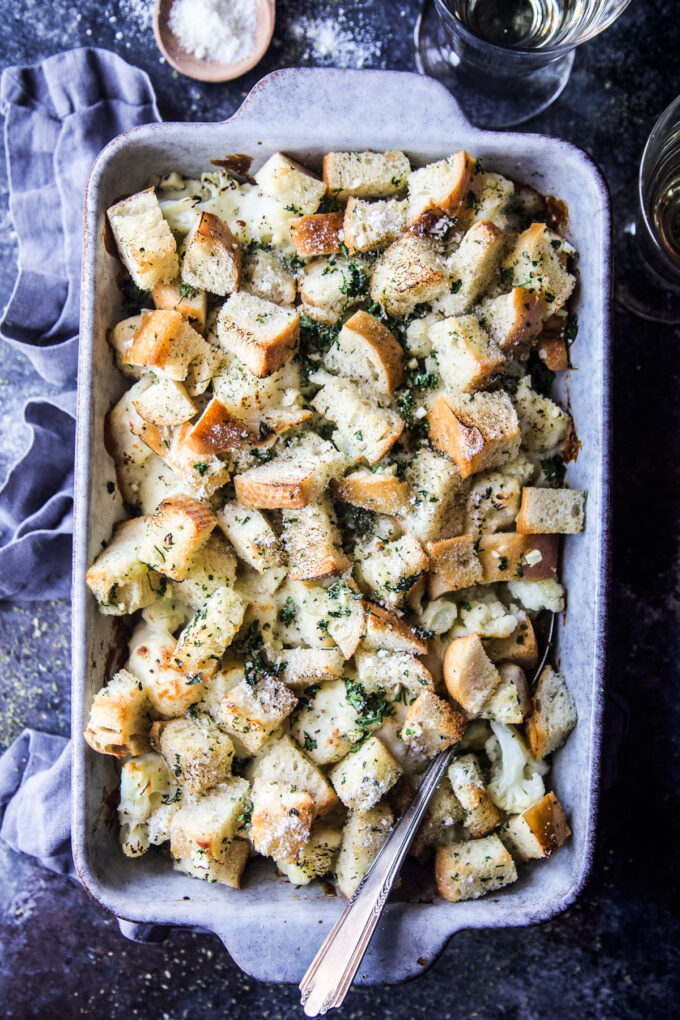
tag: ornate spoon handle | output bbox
[299,745,457,1016]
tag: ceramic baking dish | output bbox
[72,67,611,985]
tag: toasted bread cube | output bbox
[525,666,577,760]
[411,779,464,857]
[324,310,406,393]
[401,691,467,757]
[480,662,531,724]
[277,824,343,885]
[153,713,234,794]
[127,623,205,716]
[217,291,299,377]
[152,278,207,332]
[357,533,429,609]
[107,188,178,289]
[312,376,404,466]
[429,314,504,393]
[480,287,544,354]
[216,502,283,573]
[502,791,571,860]
[370,233,448,318]
[273,647,345,692]
[84,669,151,758]
[473,172,515,230]
[283,501,351,581]
[323,150,410,201]
[254,152,326,214]
[502,223,576,318]
[174,836,250,887]
[106,377,154,474]
[400,448,468,543]
[170,778,250,863]
[181,211,241,296]
[219,676,297,753]
[513,376,571,454]
[426,534,483,598]
[243,248,297,305]
[443,634,502,715]
[435,834,517,902]
[134,420,231,499]
[234,433,345,509]
[354,649,434,701]
[486,617,539,670]
[362,602,428,655]
[437,220,505,315]
[108,315,147,379]
[478,532,559,584]
[249,777,314,861]
[322,576,366,659]
[121,310,213,389]
[132,376,197,427]
[86,516,161,616]
[140,495,216,579]
[119,752,175,822]
[464,469,523,539]
[407,151,480,232]
[428,390,521,479]
[290,679,363,766]
[333,469,411,516]
[448,753,501,837]
[172,586,246,677]
[517,488,585,535]
[335,802,394,898]
[331,736,402,812]
[343,196,407,253]
[170,532,237,608]
[290,211,343,256]
[246,734,338,816]
[299,255,366,324]
[182,397,257,455]
[538,336,569,371]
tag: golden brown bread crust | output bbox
[183,397,258,454]
[409,150,481,233]
[477,532,559,584]
[152,279,207,332]
[340,310,406,392]
[485,617,540,669]
[290,211,344,256]
[362,602,429,655]
[426,534,484,598]
[522,791,571,856]
[333,470,411,516]
[234,473,317,510]
[121,309,183,368]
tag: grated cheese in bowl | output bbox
[169,0,256,65]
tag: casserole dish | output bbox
[72,67,611,985]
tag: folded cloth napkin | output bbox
[0,47,160,601]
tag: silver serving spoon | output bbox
[299,612,555,1016]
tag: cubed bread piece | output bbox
[290,679,362,766]
[86,516,161,616]
[323,150,410,201]
[538,336,570,371]
[448,753,501,837]
[478,532,559,584]
[152,713,234,795]
[276,824,343,885]
[443,634,502,715]
[464,469,523,539]
[152,278,207,332]
[170,532,237,608]
[246,734,338,816]
[512,375,571,454]
[516,488,585,534]
[362,602,428,655]
[331,736,402,812]
[139,495,216,579]
[127,623,205,717]
[400,691,467,757]
[172,586,246,677]
[108,315,146,379]
[404,309,442,357]
[323,310,405,393]
[212,348,304,416]
[311,375,404,466]
[217,291,299,377]
[473,172,515,231]
[174,836,250,888]
[438,219,505,315]
[354,649,434,701]
[428,390,521,479]
[501,790,571,860]
[273,647,345,692]
[181,211,241,296]
[283,501,350,581]
[290,211,343,256]
[105,378,154,474]
[107,188,179,289]
[216,502,283,573]
[219,676,297,753]
[426,534,483,599]
[254,152,326,214]
[479,662,531,724]
[343,197,407,253]
[357,533,428,609]
[435,834,517,902]
[132,376,197,427]
[121,310,216,391]
[411,779,464,857]
[370,233,448,318]
[400,448,468,542]
[333,469,411,516]
[169,778,250,863]
[299,255,366,324]
[234,433,345,509]
[525,666,577,760]
[84,669,151,758]
[479,287,543,354]
[335,802,394,898]
[183,397,259,456]
[119,753,174,822]
[502,223,576,318]
[429,314,504,393]
[133,420,231,499]
[407,151,481,232]
[486,617,539,670]
[243,248,297,305]
[249,777,314,861]
[323,576,366,659]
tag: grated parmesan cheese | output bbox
[169,0,256,65]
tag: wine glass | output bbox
[414,0,633,128]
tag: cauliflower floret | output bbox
[485,721,548,813]
[507,578,565,613]
[418,596,458,635]
[449,587,519,639]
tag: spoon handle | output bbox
[299,745,456,1016]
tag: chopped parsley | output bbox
[279,597,298,626]
[303,732,318,752]
[541,455,566,485]
[120,278,151,313]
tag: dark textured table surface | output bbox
[1,1,679,1017]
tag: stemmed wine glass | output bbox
[414,0,633,128]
